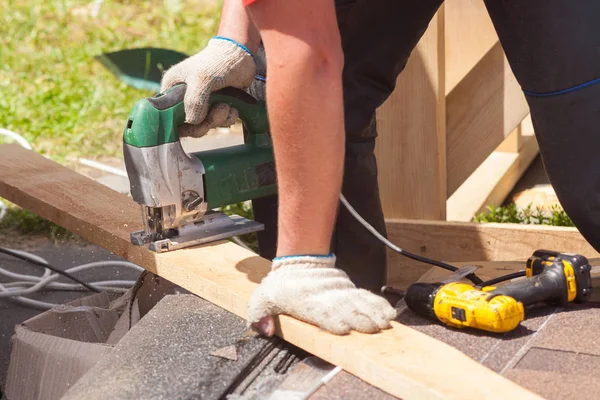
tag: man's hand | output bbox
[247,255,398,336]
[160,37,256,137]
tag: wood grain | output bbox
[418,257,600,286]
[496,124,522,153]
[446,42,529,196]
[385,217,598,288]
[444,0,499,94]
[446,134,539,222]
[375,8,447,220]
[0,144,541,399]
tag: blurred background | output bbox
[0,0,222,160]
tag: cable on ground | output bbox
[340,194,484,285]
[0,246,143,310]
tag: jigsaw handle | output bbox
[124,83,269,148]
[157,83,268,135]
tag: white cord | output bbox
[78,158,128,178]
[0,128,143,309]
[0,261,141,298]
[0,128,32,223]
[298,365,342,400]
[0,248,143,309]
[0,128,32,150]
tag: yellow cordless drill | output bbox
[403,250,594,333]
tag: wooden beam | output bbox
[446,130,539,222]
[418,257,600,286]
[375,8,446,220]
[419,260,527,285]
[496,124,522,153]
[385,217,598,288]
[444,0,499,94]
[0,144,541,399]
[446,42,529,196]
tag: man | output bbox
[161,0,600,336]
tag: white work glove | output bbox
[160,36,256,137]
[247,254,398,335]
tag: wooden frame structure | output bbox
[384,218,599,288]
[375,1,537,223]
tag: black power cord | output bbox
[477,271,526,287]
[339,195,484,285]
[0,246,101,293]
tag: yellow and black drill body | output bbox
[405,250,594,333]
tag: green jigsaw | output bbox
[123,83,276,252]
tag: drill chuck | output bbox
[404,283,438,320]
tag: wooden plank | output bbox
[496,124,522,153]
[375,8,446,220]
[446,131,539,222]
[418,257,600,285]
[446,42,529,196]
[444,0,499,94]
[385,217,598,289]
[418,260,525,285]
[449,261,600,301]
[0,144,541,400]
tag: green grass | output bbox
[0,0,221,161]
[0,201,73,242]
[474,203,574,227]
[0,0,222,240]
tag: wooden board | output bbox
[446,42,529,196]
[0,144,541,399]
[496,124,522,153]
[444,0,499,94]
[385,216,598,288]
[418,258,600,285]
[446,130,539,222]
[375,8,447,220]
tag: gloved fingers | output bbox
[307,305,353,335]
[184,76,226,125]
[306,289,395,334]
[357,289,398,323]
[328,291,388,334]
[352,291,397,331]
[338,302,380,334]
[179,104,238,138]
[177,102,240,140]
[178,123,210,138]
[321,320,353,336]
[301,291,375,335]
[246,287,280,325]
[205,103,239,129]
[160,64,185,92]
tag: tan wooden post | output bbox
[375,6,446,220]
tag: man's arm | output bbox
[244,0,396,336]
[217,0,261,54]
[246,0,344,257]
[162,0,397,335]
